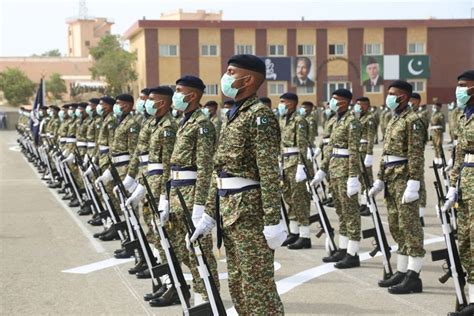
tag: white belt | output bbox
[87,142,96,148]
[148,163,164,172]
[332,148,349,155]
[383,155,408,163]
[453,140,458,146]
[282,147,300,154]
[430,125,442,130]
[40,133,47,137]
[171,170,197,180]
[360,139,368,144]
[66,138,77,143]
[322,138,330,144]
[139,154,149,163]
[465,154,474,163]
[77,141,87,147]
[59,137,67,142]
[99,145,109,151]
[46,133,52,137]
[112,154,130,164]
[217,177,260,190]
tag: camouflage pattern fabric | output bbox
[76,117,89,156]
[430,110,445,159]
[97,113,117,171]
[86,115,101,159]
[110,112,140,178]
[306,111,318,145]
[359,111,376,192]
[211,114,222,143]
[128,115,154,179]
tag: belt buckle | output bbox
[217,177,223,189]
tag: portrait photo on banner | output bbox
[291,56,316,88]
[360,55,384,88]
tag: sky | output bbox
[0,0,473,57]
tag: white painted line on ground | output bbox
[226,236,444,315]
[62,257,135,274]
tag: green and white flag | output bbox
[383,55,430,80]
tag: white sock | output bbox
[339,235,349,249]
[419,208,425,217]
[299,225,311,238]
[397,255,409,273]
[469,283,474,303]
[347,240,360,256]
[289,220,299,235]
[194,293,204,306]
[407,256,423,273]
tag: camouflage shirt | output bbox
[86,115,101,158]
[170,108,216,206]
[65,117,77,152]
[280,110,310,169]
[359,112,376,155]
[97,113,117,170]
[76,117,90,156]
[111,112,140,174]
[321,111,361,179]
[306,112,318,144]
[430,111,445,132]
[418,107,430,132]
[46,117,60,138]
[319,113,336,160]
[128,115,155,178]
[211,115,222,143]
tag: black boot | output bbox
[322,248,346,263]
[144,285,168,301]
[136,268,151,279]
[114,248,134,259]
[288,237,312,249]
[93,227,110,238]
[128,259,146,274]
[88,217,103,226]
[335,253,360,269]
[48,182,61,189]
[282,234,299,246]
[78,205,92,215]
[99,227,120,241]
[448,303,474,316]
[378,271,407,288]
[360,205,371,217]
[58,187,67,194]
[62,193,72,200]
[149,286,180,307]
[388,270,422,294]
[68,199,80,207]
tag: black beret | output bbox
[205,100,218,107]
[176,75,206,92]
[280,92,299,103]
[61,104,70,109]
[388,80,413,95]
[140,88,151,96]
[457,70,474,81]
[366,56,378,65]
[302,101,314,107]
[49,105,60,111]
[332,88,353,101]
[356,97,370,103]
[77,102,88,109]
[223,99,235,106]
[100,96,116,106]
[149,86,174,97]
[39,105,48,110]
[116,94,134,103]
[228,54,266,76]
[89,98,100,105]
[68,103,78,109]
[411,93,421,100]
[259,97,271,104]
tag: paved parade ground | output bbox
[0,130,458,315]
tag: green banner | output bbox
[400,55,430,79]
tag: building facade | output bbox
[124,18,474,106]
[67,17,113,57]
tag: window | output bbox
[408,42,425,54]
[201,44,219,56]
[364,43,382,55]
[204,84,219,96]
[408,80,425,92]
[268,82,286,95]
[327,82,351,100]
[297,44,315,56]
[235,45,253,54]
[329,44,345,56]
[364,85,382,93]
[268,44,285,56]
[85,40,90,47]
[159,44,178,57]
[297,86,315,95]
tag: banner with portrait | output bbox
[259,57,292,81]
[291,56,316,88]
[360,55,384,88]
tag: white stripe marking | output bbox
[62,258,135,274]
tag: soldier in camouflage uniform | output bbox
[371,105,380,144]
[430,103,446,167]
[445,70,474,316]
[312,89,362,269]
[369,80,425,294]
[381,105,393,141]
[161,76,219,305]
[134,88,150,125]
[277,92,312,250]
[192,55,284,315]
[354,97,376,217]
[301,101,318,146]
[448,102,458,144]
[202,100,222,142]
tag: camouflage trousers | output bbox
[282,165,311,226]
[419,175,427,208]
[385,176,426,257]
[359,156,374,195]
[330,176,361,241]
[457,199,474,283]
[169,185,219,297]
[67,162,85,192]
[221,189,284,315]
[431,130,443,159]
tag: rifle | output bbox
[309,146,328,201]
[299,153,337,255]
[175,187,227,316]
[142,175,193,314]
[440,146,457,231]
[431,161,467,312]
[108,159,163,293]
[280,197,290,234]
[359,155,393,281]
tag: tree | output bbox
[31,49,62,57]
[89,35,137,95]
[46,73,67,101]
[0,67,36,106]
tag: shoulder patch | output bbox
[164,130,174,137]
[257,116,269,126]
[199,127,209,134]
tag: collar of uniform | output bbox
[464,104,474,121]
[118,112,131,124]
[227,95,257,121]
[285,110,297,124]
[180,107,200,127]
[394,105,410,118]
[336,110,348,122]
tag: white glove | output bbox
[123,175,138,194]
[62,153,74,164]
[306,148,314,161]
[82,155,89,168]
[364,154,373,167]
[263,221,287,250]
[443,187,457,210]
[192,204,205,227]
[158,195,170,225]
[84,165,93,177]
[310,170,326,186]
[295,164,307,183]
[125,183,145,207]
[62,150,69,157]
[314,147,322,157]
[190,213,215,243]
[444,158,453,172]
[368,179,384,197]
[401,180,420,204]
[96,169,113,186]
[346,177,361,197]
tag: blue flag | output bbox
[29,78,45,146]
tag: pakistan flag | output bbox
[399,55,430,79]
